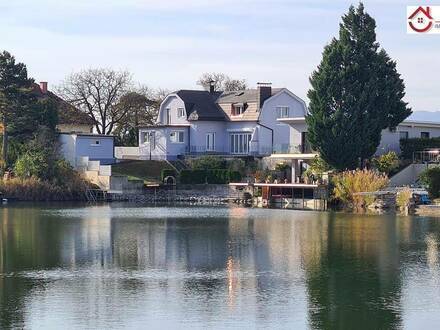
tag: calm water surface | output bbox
[1,204,440,329]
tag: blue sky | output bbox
[0,0,438,111]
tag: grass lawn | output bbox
[112,160,173,184]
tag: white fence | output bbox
[115,147,140,159]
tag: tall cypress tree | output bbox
[0,51,34,165]
[306,3,411,170]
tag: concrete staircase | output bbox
[389,163,439,187]
[76,157,143,193]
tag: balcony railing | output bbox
[271,144,313,154]
[184,144,314,156]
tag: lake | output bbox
[1,204,440,329]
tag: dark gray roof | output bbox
[176,90,226,121]
[216,88,282,104]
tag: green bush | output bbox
[14,151,48,179]
[372,151,399,175]
[400,138,440,160]
[161,169,176,181]
[420,167,440,198]
[180,169,207,184]
[188,156,226,170]
[180,169,241,184]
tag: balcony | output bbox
[272,143,313,154]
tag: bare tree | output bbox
[223,78,247,92]
[197,72,247,92]
[57,68,133,135]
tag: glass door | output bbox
[230,133,251,154]
[206,133,215,151]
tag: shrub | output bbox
[400,138,440,160]
[332,169,389,209]
[397,188,412,210]
[371,151,399,175]
[180,169,208,184]
[161,169,176,181]
[179,169,241,184]
[419,167,440,198]
[0,176,87,201]
[14,151,48,179]
[188,156,225,170]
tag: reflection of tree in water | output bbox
[0,207,67,329]
[164,218,229,297]
[305,213,403,330]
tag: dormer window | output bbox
[233,104,245,116]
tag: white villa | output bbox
[138,83,311,161]
[135,83,440,164]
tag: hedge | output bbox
[161,169,176,181]
[400,138,440,160]
[180,169,242,184]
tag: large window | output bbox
[399,131,409,140]
[230,133,252,154]
[206,133,216,151]
[421,132,430,139]
[170,131,184,143]
[276,106,290,118]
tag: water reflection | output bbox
[1,205,440,329]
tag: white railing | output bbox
[114,147,140,159]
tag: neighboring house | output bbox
[34,82,115,167]
[59,133,115,166]
[377,119,440,154]
[138,83,310,160]
[33,82,95,133]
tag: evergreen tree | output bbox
[306,3,411,170]
[0,51,34,165]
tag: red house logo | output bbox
[408,6,433,32]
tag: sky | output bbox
[0,0,438,112]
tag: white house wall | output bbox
[157,95,188,125]
[259,90,308,151]
[75,136,115,164]
[59,134,77,167]
[377,124,440,155]
[190,121,227,153]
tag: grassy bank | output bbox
[112,160,173,184]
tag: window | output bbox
[170,131,184,143]
[277,106,290,118]
[421,132,430,139]
[144,132,151,143]
[166,108,171,124]
[206,133,216,151]
[177,108,185,118]
[230,133,252,154]
[399,131,409,140]
[233,105,245,116]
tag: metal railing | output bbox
[414,149,440,163]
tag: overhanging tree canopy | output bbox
[306,3,411,170]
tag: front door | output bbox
[206,133,215,151]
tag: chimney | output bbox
[40,81,48,94]
[209,80,215,93]
[257,82,272,110]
